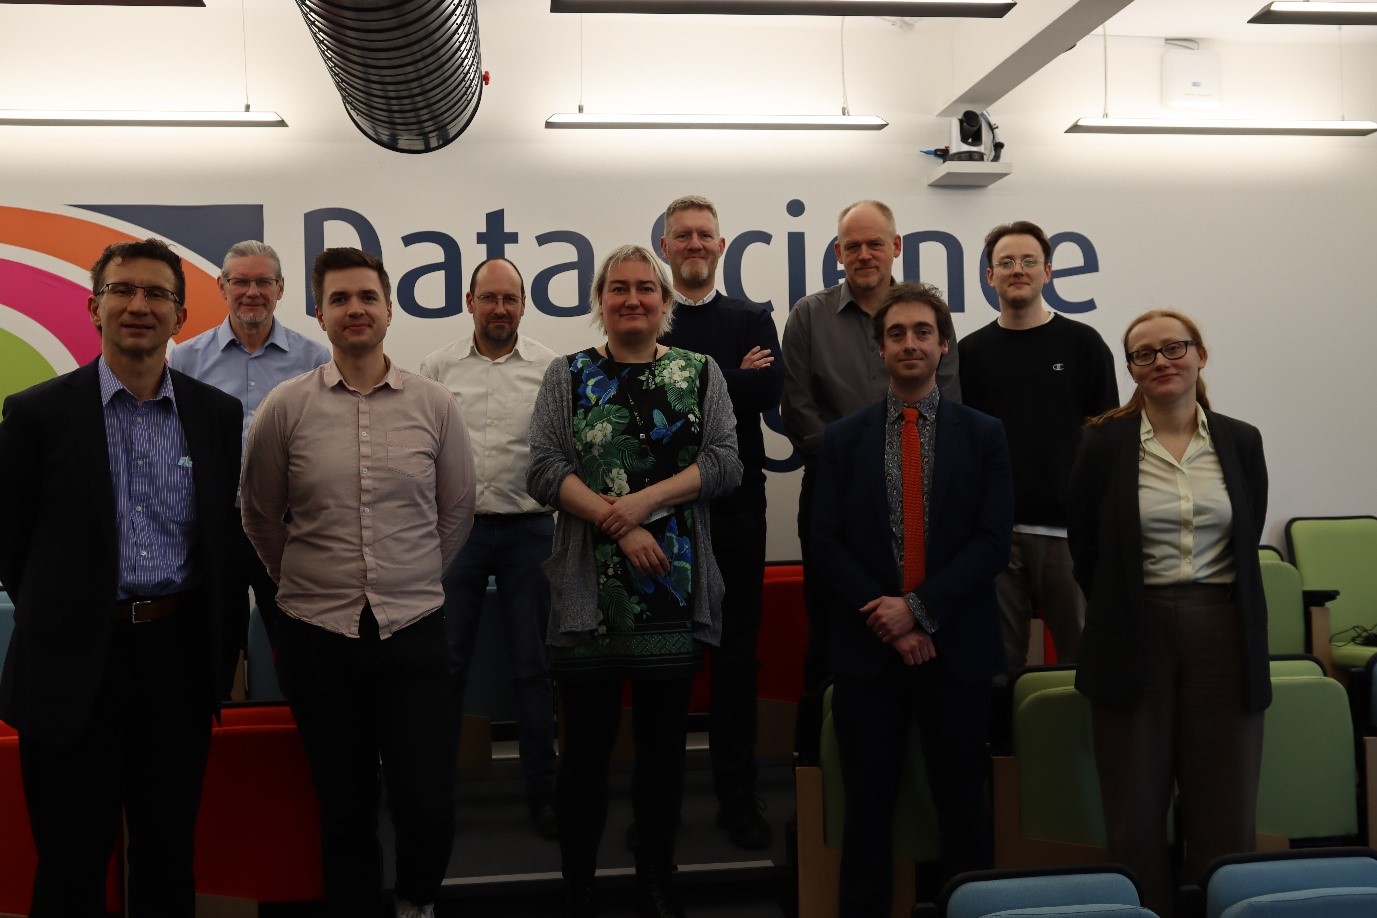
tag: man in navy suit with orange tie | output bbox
[811,282,1013,916]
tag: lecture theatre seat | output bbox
[194,706,324,907]
[0,727,122,917]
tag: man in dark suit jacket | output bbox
[0,238,243,916]
[812,282,1013,917]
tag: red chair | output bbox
[194,720,324,905]
[0,733,122,916]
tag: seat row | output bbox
[795,658,1376,918]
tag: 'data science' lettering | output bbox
[302,202,1100,320]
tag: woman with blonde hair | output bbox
[1068,309,1269,917]
[527,244,741,917]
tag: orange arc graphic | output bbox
[0,206,223,341]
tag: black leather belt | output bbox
[114,594,184,624]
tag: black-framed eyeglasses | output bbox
[993,257,1045,272]
[1127,340,1195,366]
[474,292,522,308]
[98,282,181,305]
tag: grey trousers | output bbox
[1090,583,1264,918]
[997,531,1085,671]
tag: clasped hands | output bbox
[596,492,669,576]
[861,596,936,667]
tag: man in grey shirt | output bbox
[780,199,960,696]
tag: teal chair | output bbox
[941,865,1155,918]
[1203,848,1377,917]
[1287,516,1377,678]
[796,684,940,918]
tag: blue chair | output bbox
[1203,847,1377,917]
[940,865,1156,917]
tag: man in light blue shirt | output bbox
[170,240,329,647]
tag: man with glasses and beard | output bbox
[419,257,561,840]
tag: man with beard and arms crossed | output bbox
[0,238,242,916]
[242,247,475,918]
[657,194,783,849]
[958,221,1117,672]
[170,240,329,647]
[780,199,960,704]
[418,257,560,840]
[812,283,1011,915]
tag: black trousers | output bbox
[20,607,211,918]
[707,503,766,802]
[232,518,281,644]
[275,607,454,916]
[556,676,694,880]
[797,465,828,694]
[831,669,993,918]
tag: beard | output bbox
[478,322,516,347]
[675,259,713,287]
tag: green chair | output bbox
[1260,556,1333,676]
[1256,675,1361,846]
[795,684,940,918]
[994,684,1111,867]
[1287,516,1377,678]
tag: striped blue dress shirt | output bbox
[98,358,197,599]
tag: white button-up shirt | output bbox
[418,332,558,515]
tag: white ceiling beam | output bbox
[935,0,1134,117]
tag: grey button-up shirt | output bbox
[780,280,960,465]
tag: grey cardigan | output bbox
[526,351,743,648]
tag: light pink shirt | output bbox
[241,359,475,638]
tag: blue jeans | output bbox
[442,513,557,793]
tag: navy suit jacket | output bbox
[0,359,244,743]
[812,396,1013,683]
[1068,410,1271,712]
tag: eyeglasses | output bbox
[993,258,1045,272]
[1127,340,1196,366]
[474,292,522,308]
[98,282,181,305]
[225,277,280,292]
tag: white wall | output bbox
[2,1,1373,557]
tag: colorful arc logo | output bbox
[0,204,263,404]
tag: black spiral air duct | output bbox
[294,0,483,154]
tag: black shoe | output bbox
[636,864,685,918]
[716,795,772,850]
[529,791,560,841]
[563,877,596,918]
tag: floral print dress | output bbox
[551,346,708,681]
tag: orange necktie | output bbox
[902,407,926,593]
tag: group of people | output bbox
[0,196,1269,918]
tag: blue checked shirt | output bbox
[99,358,197,599]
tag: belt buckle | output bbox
[129,598,152,624]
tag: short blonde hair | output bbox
[588,245,675,338]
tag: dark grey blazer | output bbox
[1068,410,1271,713]
[0,359,244,743]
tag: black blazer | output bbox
[0,360,244,743]
[811,397,1013,684]
[1068,410,1270,713]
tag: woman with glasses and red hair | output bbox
[1068,309,1270,918]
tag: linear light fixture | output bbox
[1249,2,1377,25]
[0,109,287,128]
[546,112,887,129]
[1067,116,1377,135]
[550,0,1014,16]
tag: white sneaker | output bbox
[395,900,434,918]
